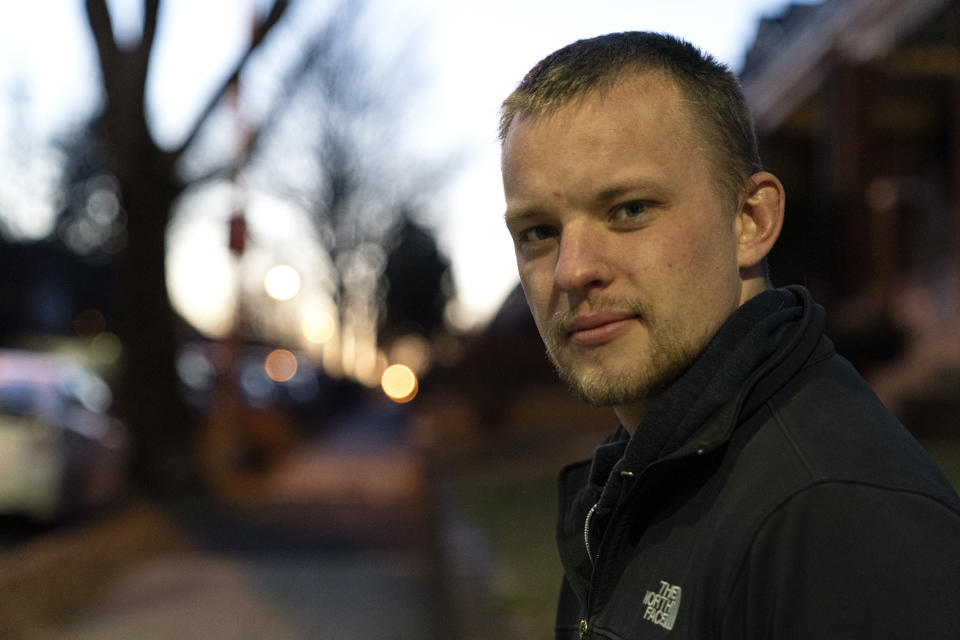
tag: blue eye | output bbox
[519,225,558,244]
[614,201,647,220]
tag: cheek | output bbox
[686,215,737,269]
[648,225,735,306]
[518,268,549,314]
[645,229,696,276]
[684,225,743,314]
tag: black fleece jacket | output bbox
[556,287,960,639]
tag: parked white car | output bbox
[0,349,128,521]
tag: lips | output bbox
[566,311,639,346]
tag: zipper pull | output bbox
[579,618,589,639]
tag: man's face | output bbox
[502,72,745,416]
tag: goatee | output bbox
[540,297,704,407]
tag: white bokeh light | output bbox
[264,264,302,301]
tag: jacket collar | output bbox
[556,286,828,605]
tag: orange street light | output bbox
[265,349,298,382]
[381,364,418,403]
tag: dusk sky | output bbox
[0,0,816,333]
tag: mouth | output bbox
[566,311,639,347]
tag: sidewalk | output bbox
[0,437,454,639]
[0,501,191,637]
[55,549,441,640]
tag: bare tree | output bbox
[81,0,318,492]
[78,0,455,493]
[246,3,455,380]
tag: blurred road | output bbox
[0,402,454,639]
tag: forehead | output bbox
[502,72,707,192]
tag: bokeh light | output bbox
[264,264,301,301]
[73,308,107,338]
[389,334,431,375]
[264,349,298,382]
[302,309,336,344]
[90,332,122,365]
[380,364,418,403]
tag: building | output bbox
[742,0,960,433]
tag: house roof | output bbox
[741,0,951,132]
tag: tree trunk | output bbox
[81,0,295,495]
[114,175,198,494]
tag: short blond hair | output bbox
[500,32,762,210]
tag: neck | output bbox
[615,279,773,433]
[614,401,650,435]
[739,272,770,305]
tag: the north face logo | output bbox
[642,580,682,631]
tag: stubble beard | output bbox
[540,299,706,408]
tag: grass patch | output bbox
[456,467,561,640]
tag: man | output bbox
[500,32,960,639]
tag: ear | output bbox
[736,171,785,272]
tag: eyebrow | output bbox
[503,178,670,226]
[595,185,632,203]
[595,179,670,203]
[503,206,546,227]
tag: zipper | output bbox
[584,469,638,563]
[579,467,663,640]
[583,502,598,563]
[579,461,700,639]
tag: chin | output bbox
[553,344,697,408]
[555,363,653,407]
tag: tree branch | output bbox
[170,0,291,162]
[84,0,121,93]
[127,0,161,116]
[138,0,160,66]
[191,2,363,180]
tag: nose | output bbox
[554,222,611,296]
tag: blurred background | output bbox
[0,0,958,638]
